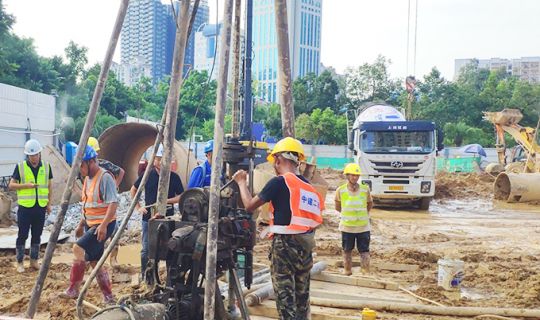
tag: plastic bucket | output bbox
[437,259,464,290]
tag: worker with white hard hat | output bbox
[8,139,53,273]
[335,163,373,275]
[130,144,184,284]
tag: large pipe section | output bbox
[98,123,197,193]
[494,172,540,202]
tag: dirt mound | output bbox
[318,168,345,191]
[435,172,494,200]
[387,248,441,264]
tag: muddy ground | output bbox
[1,171,540,319]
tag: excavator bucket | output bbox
[483,109,523,126]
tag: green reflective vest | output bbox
[17,161,50,208]
[338,183,369,227]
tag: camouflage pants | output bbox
[270,233,314,320]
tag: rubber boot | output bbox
[60,260,86,299]
[342,251,353,276]
[17,262,25,273]
[96,268,115,304]
[360,252,370,274]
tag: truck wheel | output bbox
[419,197,431,210]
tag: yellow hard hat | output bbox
[343,163,361,175]
[267,137,306,163]
[88,137,100,152]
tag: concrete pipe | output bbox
[98,123,197,192]
[494,172,540,202]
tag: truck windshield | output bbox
[360,131,434,154]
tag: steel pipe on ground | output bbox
[494,172,540,202]
[98,123,197,192]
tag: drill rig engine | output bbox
[91,139,266,320]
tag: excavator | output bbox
[483,109,540,202]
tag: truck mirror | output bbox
[348,129,355,151]
[437,128,444,151]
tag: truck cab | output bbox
[349,104,442,210]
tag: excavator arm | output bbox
[484,109,540,173]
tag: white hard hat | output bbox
[24,139,43,155]
[156,144,164,157]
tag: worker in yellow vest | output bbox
[8,139,53,273]
[335,163,373,275]
[60,146,118,304]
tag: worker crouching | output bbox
[60,146,118,304]
[233,137,324,320]
[335,163,373,275]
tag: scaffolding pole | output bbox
[231,0,242,137]
[203,0,234,318]
[25,1,130,318]
[274,0,295,137]
[155,0,192,216]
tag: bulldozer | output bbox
[483,109,540,202]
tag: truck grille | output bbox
[369,160,423,175]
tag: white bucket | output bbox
[437,259,464,290]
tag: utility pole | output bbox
[231,0,242,138]
[26,1,130,318]
[274,0,295,137]
[155,0,191,216]
[241,0,254,140]
[204,0,234,318]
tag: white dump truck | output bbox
[348,104,443,210]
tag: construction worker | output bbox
[8,139,52,273]
[61,146,117,303]
[187,140,213,188]
[88,136,124,267]
[131,144,184,283]
[233,137,324,320]
[87,136,125,187]
[335,163,373,275]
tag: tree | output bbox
[344,55,402,107]
[295,108,347,144]
[292,70,340,115]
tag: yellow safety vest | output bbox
[17,161,50,208]
[337,183,369,228]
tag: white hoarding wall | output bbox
[0,83,56,177]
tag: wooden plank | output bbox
[312,272,399,291]
[310,289,409,304]
[333,261,419,272]
[373,262,419,272]
[249,301,359,320]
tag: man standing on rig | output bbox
[233,137,324,319]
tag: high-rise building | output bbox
[121,0,167,84]
[194,23,244,80]
[454,57,540,83]
[253,0,323,102]
[165,0,210,76]
[120,0,209,85]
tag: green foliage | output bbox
[344,55,402,107]
[443,122,491,147]
[200,115,232,141]
[292,70,340,114]
[295,108,347,144]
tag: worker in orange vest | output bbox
[60,146,118,304]
[233,137,324,320]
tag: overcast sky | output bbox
[4,0,540,81]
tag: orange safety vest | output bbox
[261,172,324,238]
[82,168,115,227]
